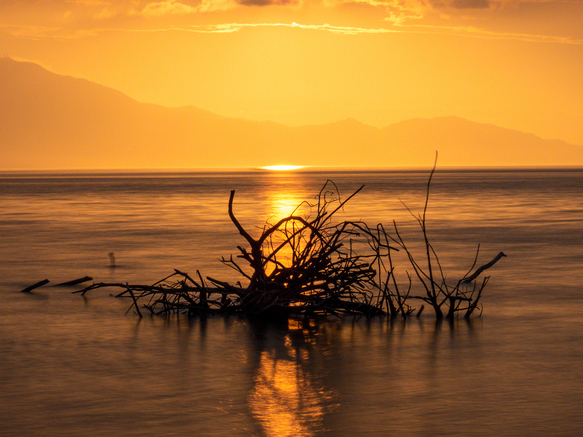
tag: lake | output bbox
[1,167,582,436]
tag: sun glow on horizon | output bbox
[261,165,305,171]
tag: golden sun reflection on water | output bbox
[263,190,310,273]
[248,334,329,437]
[268,193,304,222]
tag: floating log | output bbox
[54,276,93,287]
[21,279,49,293]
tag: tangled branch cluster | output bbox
[77,167,505,320]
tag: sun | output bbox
[260,165,304,171]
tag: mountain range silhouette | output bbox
[1,57,582,170]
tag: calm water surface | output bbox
[1,168,583,436]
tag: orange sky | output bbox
[1,0,583,146]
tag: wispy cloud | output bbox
[396,22,583,44]
[134,1,201,16]
[450,0,490,9]
[67,0,111,5]
[93,7,119,19]
[188,22,402,34]
[126,0,242,14]
[1,0,582,44]
[0,25,64,40]
[3,19,583,44]
[237,0,302,6]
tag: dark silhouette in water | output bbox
[72,157,506,320]
[462,252,507,284]
[76,180,505,320]
[109,252,116,269]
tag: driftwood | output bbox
[373,155,507,319]
[55,276,93,287]
[77,183,382,318]
[74,161,505,320]
[20,276,93,293]
[21,279,49,293]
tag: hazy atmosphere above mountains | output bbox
[1,0,583,169]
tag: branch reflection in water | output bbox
[248,319,336,437]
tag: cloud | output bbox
[3,18,583,45]
[65,0,111,5]
[237,0,301,5]
[128,0,244,14]
[0,25,63,39]
[396,22,583,44]
[186,21,402,33]
[2,0,582,45]
[93,7,119,19]
[450,0,490,8]
[138,1,199,16]
[196,0,240,12]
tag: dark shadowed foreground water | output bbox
[1,168,583,436]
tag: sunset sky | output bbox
[1,0,583,146]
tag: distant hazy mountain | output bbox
[1,57,582,170]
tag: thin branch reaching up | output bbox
[461,252,507,284]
